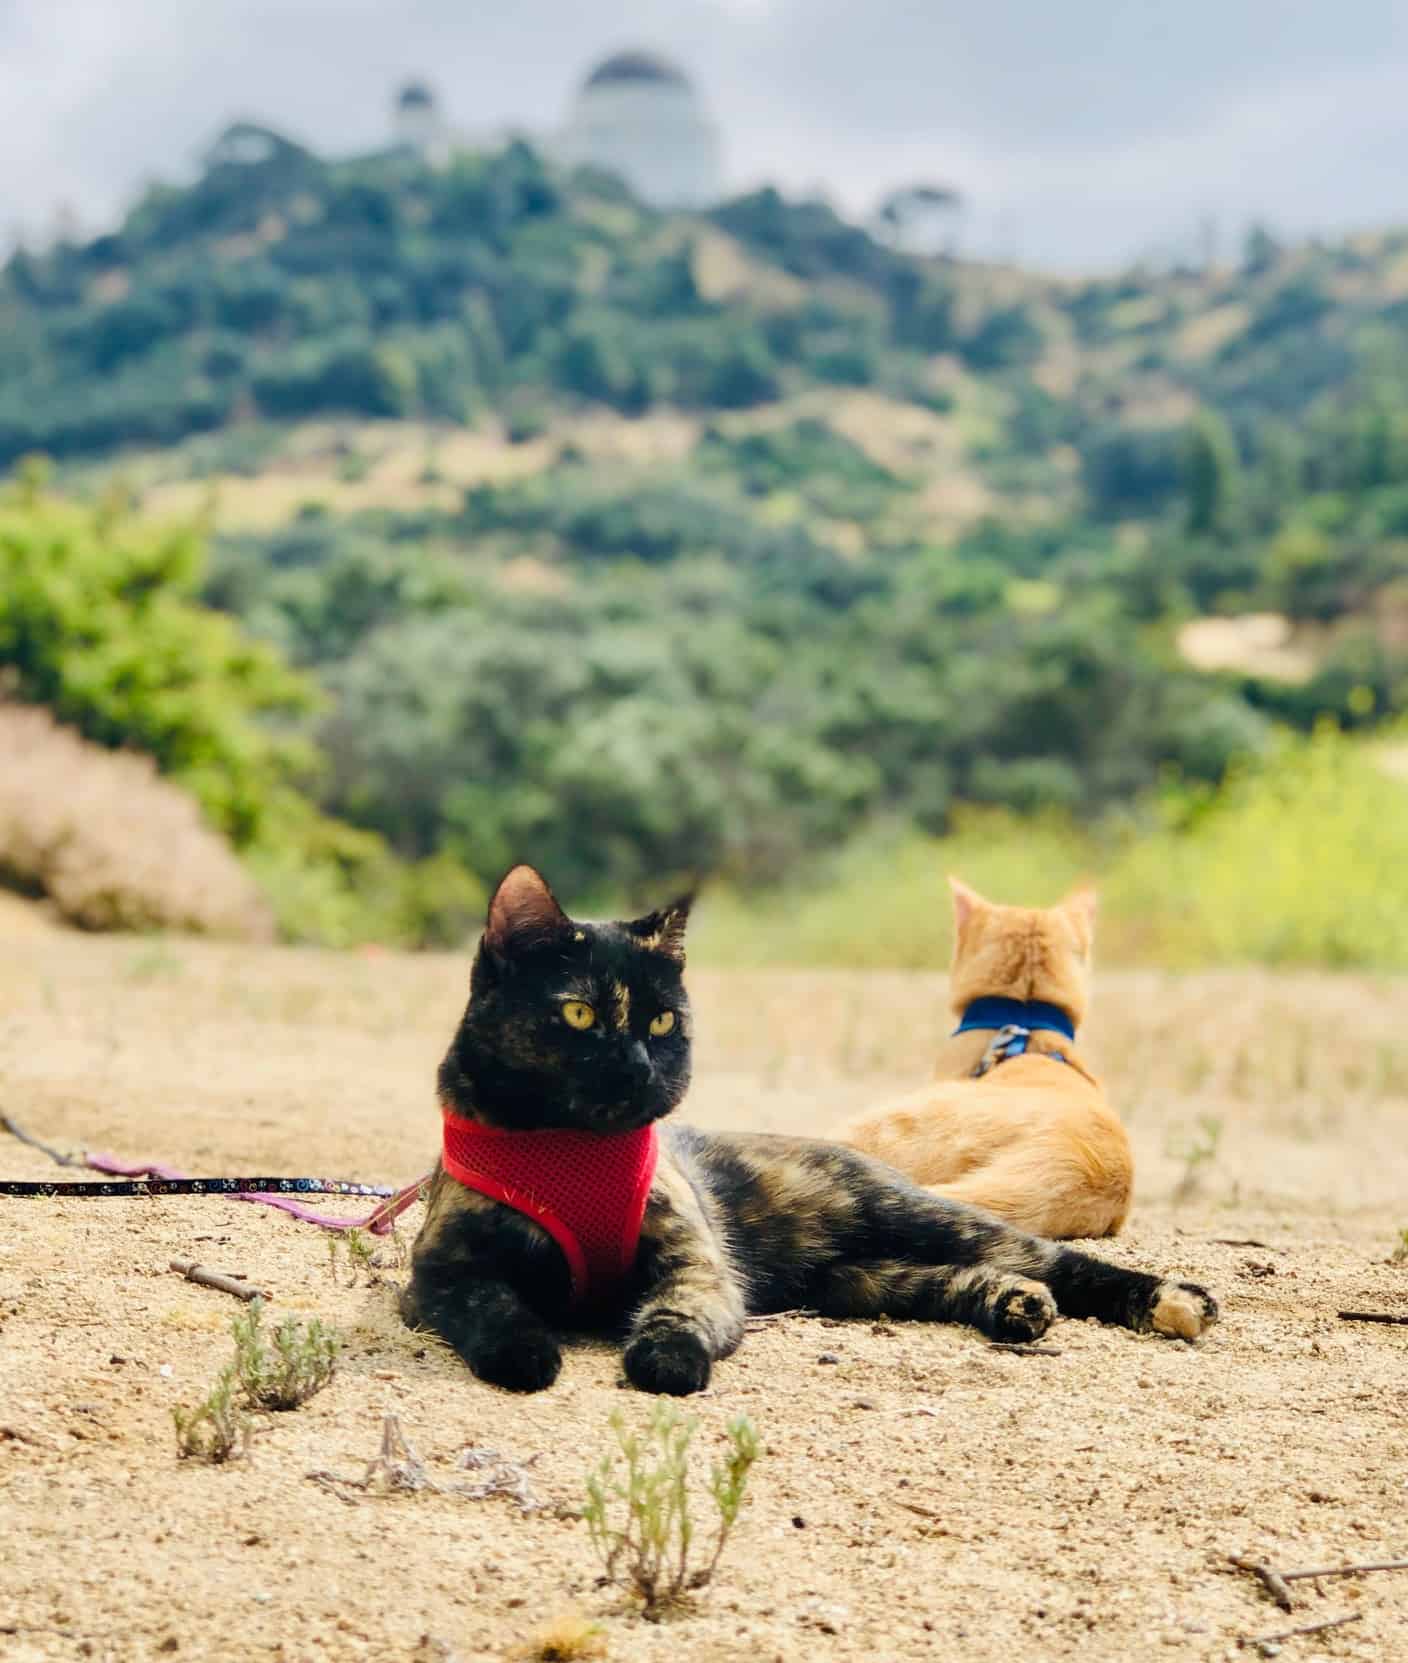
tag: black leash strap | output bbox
[0,1111,396,1200]
[0,1176,395,1199]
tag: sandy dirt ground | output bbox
[2,933,1407,1663]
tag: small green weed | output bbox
[346,1228,376,1276]
[583,1404,758,1621]
[1391,1228,1408,1266]
[326,1226,379,1286]
[232,1298,340,1410]
[172,1365,248,1463]
[1167,1113,1225,1203]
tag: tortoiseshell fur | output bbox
[401,868,1218,1394]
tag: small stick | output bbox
[0,1424,49,1448]
[893,1498,944,1522]
[0,1111,78,1166]
[1208,1237,1274,1249]
[1242,1612,1361,1654]
[988,1342,1063,1357]
[1230,1557,1296,1611]
[746,1308,819,1327]
[1230,1551,1408,1611]
[169,1258,266,1303]
[1338,1310,1408,1327]
[1282,1556,1408,1582]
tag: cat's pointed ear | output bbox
[624,893,694,964]
[948,875,987,935]
[482,864,570,957]
[1061,884,1098,953]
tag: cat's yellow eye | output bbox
[560,1000,596,1031]
[649,1010,676,1037]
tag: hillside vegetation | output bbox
[4,137,1408,951]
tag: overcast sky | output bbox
[5,0,1407,271]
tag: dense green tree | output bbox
[1183,409,1240,537]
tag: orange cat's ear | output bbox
[1061,885,1098,952]
[948,875,987,934]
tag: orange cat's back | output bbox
[832,878,1134,1239]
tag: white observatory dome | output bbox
[556,50,721,210]
[393,80,448,161]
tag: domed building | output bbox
[391,80,449,164]
[555,50,721,210]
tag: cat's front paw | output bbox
[987,1277,1058,1344]
[1147,1281,1219,1341]
[472,1328,563,1393]
[623,1324,712,1395]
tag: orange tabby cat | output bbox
[832,877,1133,1239]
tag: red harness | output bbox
[440,1109,659,1308]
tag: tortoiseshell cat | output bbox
[401,867,1218,1394]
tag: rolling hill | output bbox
[3,134,1408,917]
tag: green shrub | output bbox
[583,1405,759,1620]
[231,1299,339,1411]
[1112,722,1408,968]
[172,1366,249,1464]
[0,464,314,847]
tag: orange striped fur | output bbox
[832,878,1133,1239]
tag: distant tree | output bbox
[963,304,1044,371]
[874,183,962,255]
[887,267,957,352]
[1242,222,1283,276]
[706,333,779,408]
[1082,427,1186,519]
[1183,410,1241,537]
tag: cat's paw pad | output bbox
[624,1325,712,1396]
[1149,1281,1219,1341]
[473,1329,562,1393]
[989,1279,1057,1343]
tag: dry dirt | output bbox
[2,933,1407,1663]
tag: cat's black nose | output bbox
[625,1040,654,1087]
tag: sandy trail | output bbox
[2,935,1406,1662]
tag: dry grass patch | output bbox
[0,702,273,938]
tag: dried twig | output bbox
[169,1258,266,1303]
[1282,1557,1408,1582]
[1337,1310,1408,1327]
[456,1445,544,1511]
[0,1424,50,1448]
[1208,1237,1274,1249]
[0,1624,90,1644]
[307,1414,544,1511]
[1230,1557,1296,1611]
[307,1414,433,1503]
[745,1308,818,1328]
[988,1342,1064,1357]
[1231,1552,1408,1611]
[893,1498,944,1522]
[1241,1612,1362,1654]
[0,1110,78,1165]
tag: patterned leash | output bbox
[0,1111,429,1236]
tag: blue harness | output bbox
[953,996,1076,1078]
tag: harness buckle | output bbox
[972,1023,1031,1079]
